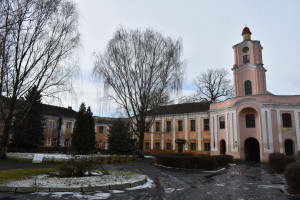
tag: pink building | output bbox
[210,27,300,161]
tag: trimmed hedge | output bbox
[156,154,233,170]
[268,153,296,173]
[284,163,300,195]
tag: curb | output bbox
[0,177,147,193]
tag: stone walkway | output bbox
[0,158,299,200]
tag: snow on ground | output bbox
[33,178,154,199]
[2,170,146,188]
[6,152,122,161]
[37,192,112,200]
[126,177,154,190]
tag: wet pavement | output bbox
[0,158,299,200]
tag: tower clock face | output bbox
[243,46,249,53]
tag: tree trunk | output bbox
[0,113,14,159]
[138,131,144,158]
[56,117,62,148]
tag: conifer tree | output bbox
[71,103,96,154]
[12,86,44,149]
[108,118,136,154]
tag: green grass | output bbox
[0,168,56,183]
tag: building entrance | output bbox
[178,143,183,153]
[220,140,226,155]
[244,138,260,161]
[285,139,294,156]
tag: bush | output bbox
[284,163,300,195]
[156,154,233,170]
[213,155,234,167]
[269,153,296,173]
[58,158,102,177]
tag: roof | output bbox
[0,96,78,118]
[42,104,77,118]
[93,116,128,124]
[242,27,252,35]
[147,102,210,116]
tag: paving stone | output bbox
[110,183,130,190]
[82,186,109,192]
[16,187,49,192]
[50,187,82,192]
[131,177,147,187]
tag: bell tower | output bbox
[232,27,267,97]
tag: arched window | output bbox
[244,80,252,95]
[243,55,250,64]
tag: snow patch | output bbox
[48,192,111,199]
[203,168,225,173]
[258,185,284,189]
[215,183,225,187]
[3,171,146,188]
[165,188,175,193]
[126,177,154,190]
[110,190,124,193]
[6,152,131,161]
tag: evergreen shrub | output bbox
[156,154,233,170]
[269,153,296,173]
[284,163,300,195]
[58,158,102,177]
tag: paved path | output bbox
[0,158,298,200]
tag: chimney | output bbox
[68,106,72,110]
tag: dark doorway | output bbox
[244,138,260,162]
[220,140,226,155]
[285,139,294,156]
[178,143,183,153]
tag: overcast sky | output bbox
[61,0,300,117]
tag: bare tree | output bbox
[0,0,80,159]
[193,68,234,102]
[93,27,185,157]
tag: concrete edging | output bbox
[0,177,147,193]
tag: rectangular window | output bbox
[204,143,211,151]
[155,142,160,150]
[282,113,292,128]
[219,116,225,129]
[55,121,58,128]
[243,55,250,64]
[52,138,57,147]
[246,114,255,128]
[66,122,71,129]
[178,120,183,131]
[136,142,140,149]
[190,143,196,150]
[204,119,209,130]
[190,120,196,131]
[166,143,171,150]
[40,138,45,146]
[145,142,150,149]
[156,122,160,132]
[166,121,171,132]
[99,126,104,133]
[146,122,151,132]
[99,140,103,148]
[65,139,69,147]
